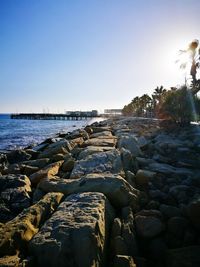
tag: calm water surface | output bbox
[0,114,102,151]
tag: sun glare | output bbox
[162,38,199,86]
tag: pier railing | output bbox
[11,113,102,121]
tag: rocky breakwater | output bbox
[0,117,200,267]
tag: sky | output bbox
[0,0,200,113]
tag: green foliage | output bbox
[122,39,200,126]
[158,86,200,125]
[122,94,152,117]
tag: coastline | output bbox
[0,116,200,266]
[0,116,104,152]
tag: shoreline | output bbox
[0,116,105,153]
[0,116,200,266]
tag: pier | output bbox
[11,112,101,121]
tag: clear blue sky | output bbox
[0,0,200,113]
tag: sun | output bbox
[162,38,200,86]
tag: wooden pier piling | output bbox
[10,113,101,121]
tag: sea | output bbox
[0,114,103,152]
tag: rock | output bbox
[29,192,115,267]
[91,126,112,133]
[32,188,46,204]
[0,154,7,172]
[3,164,21,175]
[111,236,129,255]
[21,158,50,169]
[0,254,21,267]
[160,204,181,219]
[135,210,165,238]
[148,162,193,176]
[111,218,122,237]
[38,173,139,209]
[38,140,72,158]
[29,160,64,185]
[90,131,113,139]
[137,136,149,148]
[136,157,155,168]
[112,255,136,267]
[84,126,93,134]
[135,169,156,187]
[70,149,123,179]
[32,143,48,152]
[149,189,167,202]
[81,137,117,147]
[125,171,136,188]
[121,148,138,173]
[117,135,142,157]
[51,153,66,162]
[66,129,89,140]
[165,246,200,267]
[169,185,192,204]
[146,200,160,210]
[78,146,114,160]
[69,137,85,149]
[110,210,137,258]
[0,192,63,256]
[0,204,12,223]
[121,222,138,257]
[187,199,200,230]
[7,150,32,164]
[0,174,31,223]
[22,165,39,176]
[24,149,39,159]
[61,157,75,172]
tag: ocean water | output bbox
[0,114,103,151]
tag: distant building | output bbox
[65,110,98,117]
[104,109,122,116]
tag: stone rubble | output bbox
[0,116,200,267]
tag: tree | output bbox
[122,94,153,117]
[158,86,200,125]
[177,39,200,94]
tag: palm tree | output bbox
[139,94,152,117]
[177,39,200,94]
[152,86,166,104]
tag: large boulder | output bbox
[29,192,115,267]
[38,140,72,158]
[38,173,139,209]
[70,149,123,179]
[135,210,165,239]
[117,135,142,157]
[29,160,64,185]
[90,126,112,133]
[90,131,113,139]
[78,146,114,160]
[0,254,21,267]
[120,148,138,173]
[0,192,63,256]
[135,169,156,187]
[81,137,117,147]
[112,255,136,267]
[66,129,89,140]
[6,150,32,164]
[21,158,50,169]
[0,174,31,223]
[147,162,193,176]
